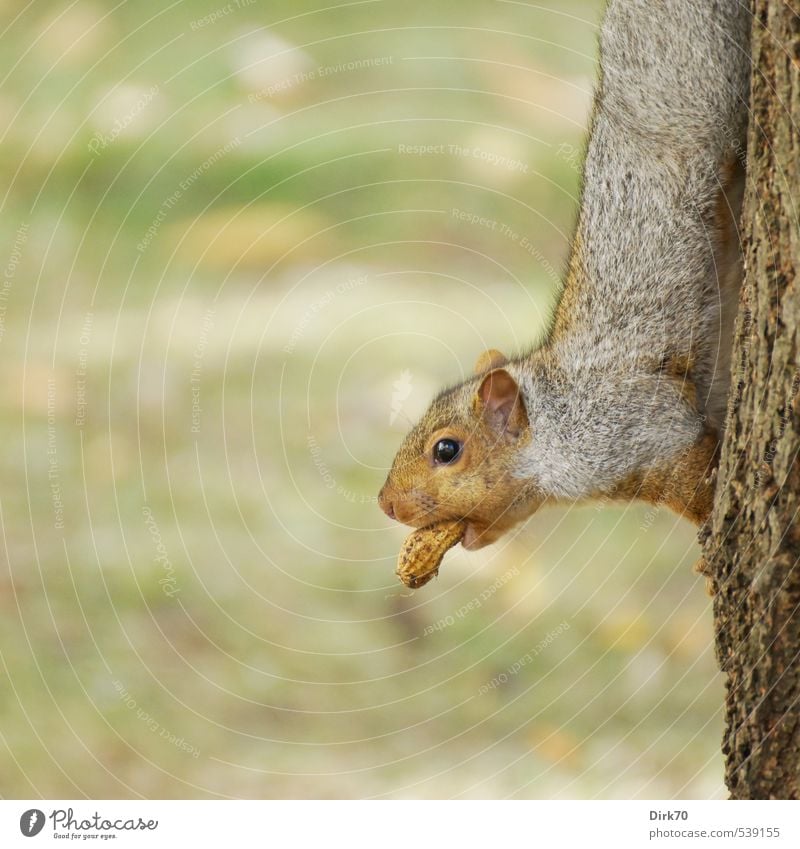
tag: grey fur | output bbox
[512,0,750,500]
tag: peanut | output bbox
[396,521,465,588]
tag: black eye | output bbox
[433,438,462,465]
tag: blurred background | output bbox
[0,0,725,798]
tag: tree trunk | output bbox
[700,0,800,800]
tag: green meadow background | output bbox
[0,0,723,798]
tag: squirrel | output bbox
[378,0,751,550]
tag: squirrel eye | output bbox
[433,438,462,465]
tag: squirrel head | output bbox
[378,349,542,550]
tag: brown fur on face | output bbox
[378,354,542,550]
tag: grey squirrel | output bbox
[379,0,751,551]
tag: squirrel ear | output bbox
[474,348,508,375]
[475,369,527,437]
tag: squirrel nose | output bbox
[378,487,396,520]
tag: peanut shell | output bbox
[396,520,465,588]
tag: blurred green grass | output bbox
[0,0,724,799]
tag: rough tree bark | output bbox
[700,0,800,800]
